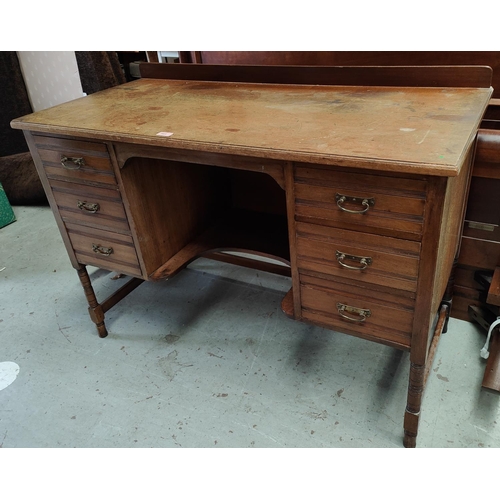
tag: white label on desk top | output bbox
[156,132,174,137]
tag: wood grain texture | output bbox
[462,161,500,315]
[295,221,420,292]
[281,288,295,319]
[475,129,500,163]
[206,252,291,277]
[34,134,116,185]
[11,78,492,176]
[77,266,107,338]
[114,142,286,189]
[51,181,130,233]
[487,267,500,306]
[458,236,500,269]
[149,209,290,281]
[65,221,142,277]
[403,144,473,361]
[409,176,448,364]
[176,51,500,98]
[454,265,486,291]
[294,166,426,241]
[12,64,493,448]
[471,161,500,179]
[285,162,302,318]
[451,294,484,321]
[462,222,500,242]
[23,131,79,268]
[119,157,228,276]
[482,333,500,391]
[300,274,413,348]
[431,145,476,316]
[140,62,492,90]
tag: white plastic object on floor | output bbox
[480,317,500,359]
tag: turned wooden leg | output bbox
[76,265,108,338]
[403,362,425,448]
[441,257,458,334]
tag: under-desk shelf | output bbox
[150,209,290,281]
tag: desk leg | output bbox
[403,304,448,447]
[403,362,425,448]
[77,265,108,338]
[441,257,458,334]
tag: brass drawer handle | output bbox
[61,155,85,170]
[335,194,375,214]
[77,201,100,213]
[337,303,371,322]
[92,244,113,256]
[335,250,372,270]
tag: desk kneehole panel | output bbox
[65,222,142,277]
[295,221,421,293]
[294,164,427,241]
[300,274,413,349]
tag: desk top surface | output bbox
[11,78,492,176]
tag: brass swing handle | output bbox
[337,303,371,322]
[77,200,100,213]
[335,250,372,270]
[336,194,375,214]
[92,244,113,256]
[61,155,85,170]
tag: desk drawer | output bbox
[50,180,130,233]
[294,165,426,240]
[296,222,420,292]
[65,222,141,277]
[33,135,116,185]
[300,274,413,348]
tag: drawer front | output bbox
[50,180,130,233]
[33,135,116,185]
[65,222,141,277]
[458,235,500,269]
[296,222,420,292]
[300,274,413,348]
[294,165,427,240]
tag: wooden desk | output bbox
[11,65,493,447]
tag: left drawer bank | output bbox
[27,133,143,278]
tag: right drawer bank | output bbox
[293,163,428,350]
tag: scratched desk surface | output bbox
[11,79,492,175]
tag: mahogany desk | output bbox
[11,64,493,447]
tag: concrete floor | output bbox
[1,205,499,448]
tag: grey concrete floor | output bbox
[1,205,500,448]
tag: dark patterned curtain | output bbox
[0,51,126,205]
[75,51,126,95]
[0,52,32,157]
[0,52,46,205]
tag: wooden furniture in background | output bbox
[453,106,500,321]
[452,101,500,392]
[484,268,500,391]
[11,64,492,447]
[178,51,500,99]
[468,266,500,391]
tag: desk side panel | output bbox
[23,131,79,268]
[411,142,475,363]
[431,143,476,313]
